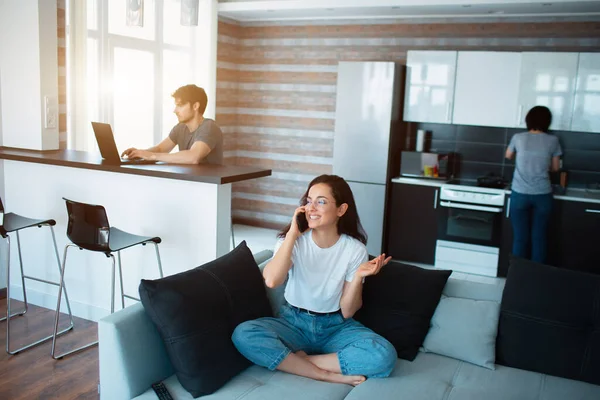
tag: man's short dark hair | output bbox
[172,85,208,115]
[525,106,552,132]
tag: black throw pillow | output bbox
[354,262,451,361]
[139,241,273,398]
[496,256,600,385]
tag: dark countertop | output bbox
[0,147,271,184]
[391,176,600,205]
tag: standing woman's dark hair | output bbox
[278,174,367,244]
[525,105,552,132]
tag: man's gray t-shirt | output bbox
[168,119,223,164]
[508,132,562,195]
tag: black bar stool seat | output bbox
[107,227,161,252]
[0,199,74,355]
[52,198,164,359]
[2,213,56,233]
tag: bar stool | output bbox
[0,197,74,354]
[52,198,164,359]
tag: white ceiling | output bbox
[218,0,600,22]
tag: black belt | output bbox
[289,304,341,316]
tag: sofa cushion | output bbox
[132,366,354,400]
[343,352,600,400]
[138,241,273,398]
[421,294,500,369]
[496,256,600,386]
[354,262,451,361]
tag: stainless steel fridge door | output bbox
[348,181,386,256]
[333,62,396,185]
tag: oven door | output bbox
[437,200,503,248]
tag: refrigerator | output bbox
[333,62,405,256]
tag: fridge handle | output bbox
[506,197,511,218]
[433,189,438,209]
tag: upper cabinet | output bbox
[453,52,522,128]
[403,51,457,124]
[516,52,578,131]
[571,53,600,134]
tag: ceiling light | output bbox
[489,10,505,14]
[542,3,552,6]
[462,4,472,7]
[326,8,334,11]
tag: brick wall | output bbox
[217,18,600,229]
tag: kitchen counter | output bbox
[391,176,600,205]
[0,147,271,322]
[0,147,271,184]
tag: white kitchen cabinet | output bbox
[453,51,522,128]
[571,53,600,133]
[516,52,578,131]
[403,50,457,123]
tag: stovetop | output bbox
[447,178,511,191]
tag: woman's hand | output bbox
[355,254,392,279]
[287,206,307,239]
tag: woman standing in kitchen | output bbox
[505,105,562,263]
[232,174,396,386]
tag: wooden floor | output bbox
[0,298,99,400]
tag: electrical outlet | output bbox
[45,108,57,129]
[44,95,58,129]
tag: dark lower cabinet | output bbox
[499,195,599,276]
[386,183,439,264]
[552,199,600,274]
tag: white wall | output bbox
[0,2,6,291]
[194,0,219,119]
[0,0,59,150]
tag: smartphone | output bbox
[296,211,309,233]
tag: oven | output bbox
[435,185,506,277]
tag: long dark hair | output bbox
[277,174,367,245]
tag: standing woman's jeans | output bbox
[510,191,553,263]
[232,304,397,378]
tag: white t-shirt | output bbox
[273,230,368,313]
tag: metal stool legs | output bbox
[51,240,164,359]
[231,219,236,249]
[117,242,164,306]
[2,226,75,355]
[51,244,114,359]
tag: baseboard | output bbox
[233,217,285,231]
[0,287,6,300]
[8,284,117,322]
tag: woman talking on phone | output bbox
[232,174,396,386]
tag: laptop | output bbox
[91,122,158,165]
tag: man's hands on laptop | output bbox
[121,148,156,161]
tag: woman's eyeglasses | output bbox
[303,198,328,209]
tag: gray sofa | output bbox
[98,252,600,400]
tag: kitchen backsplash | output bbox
[415,122,600,187]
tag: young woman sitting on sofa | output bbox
[232,174,397,386]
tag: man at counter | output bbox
[122,84,223,165]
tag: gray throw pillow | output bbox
[421,295,500,370]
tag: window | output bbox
[67,0,199,152]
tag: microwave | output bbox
[400,151,456,179]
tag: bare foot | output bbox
[322,371,366,386]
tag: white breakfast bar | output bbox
[0,148,271,321]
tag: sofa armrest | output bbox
[98,302,174,400]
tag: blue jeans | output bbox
[232,304,397,378]
[510,191,553,263]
